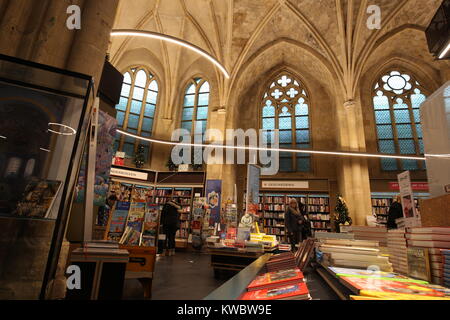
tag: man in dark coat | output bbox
[160,198,182,256]
[387,196,403,230]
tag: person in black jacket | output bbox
[387,195,403,230]
[285,199,307,252]
[160,198,182,256]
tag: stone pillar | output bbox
[205,108,237,206]
[335,99,373,226]
[0,0,120,300]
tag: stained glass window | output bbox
[261,73,311,172]
[373,71,427,171]
[114,68,159,162]
[181,78,210,140]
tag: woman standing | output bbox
[160,197,182,256]
[285,199,307,252]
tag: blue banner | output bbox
[205,180,222,226]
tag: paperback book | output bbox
[241,282,310,300]
[247,268,304,291]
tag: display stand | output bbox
[119,245,157,299]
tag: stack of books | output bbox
[278,244,291,252]
[387,229,408,274]
[406,227,450,285]
[341,226,388,247]
[327,266,450,300]
[241,268,311,300]
[443,250,450,288]
[317,239,393,272]
[315,232,355,241]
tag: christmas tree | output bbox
[334,194,352,232]
[134,144,145,168]
[166,154,178,171]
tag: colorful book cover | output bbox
[14,179,62,218]
[247,269,304,291]
[360,290,450,300]
[126,202,146,232]
[141,205,160,247]
[241,282,309,300]
[131,186,151,203]
[329,267,428,284]
[108,201,130,234]
[340,276,446,298]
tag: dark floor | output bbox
[122,251,339,300]
[123,251,226,300]
[304,267,340,300]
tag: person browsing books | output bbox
[160,198,182,256]
[285,199,308,252]
[387,195,403,230]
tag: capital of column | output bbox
[343,100,356,109]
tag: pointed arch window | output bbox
[373,70,427,171]
[114,68,159,162]
[261,73,311,172]
[181,78,210,140]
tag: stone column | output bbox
[205,108,237,206]
[0,0,120,300]
[335,99,373,226]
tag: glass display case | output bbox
[0,54,92,299]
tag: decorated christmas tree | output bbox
[134,144,145,168]
[334,194,352,232]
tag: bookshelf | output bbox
[104,180,206,249]
[371,196,392,226]
[173,187,193,245]
[307,195,331,232]
[244,192,331,244]
[371,193,429,226]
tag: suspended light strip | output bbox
[40,147,51,153]
[0,135,6,139]
[110,30,230,79]
[116,129,432,161]
[439,42,450,59]
[48,123,77,136]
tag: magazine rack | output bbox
[0,54,93,299]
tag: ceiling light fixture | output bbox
[0,135,6,140]
[40,147,51,153]
[116,129,435,161]
[48,123,77,136]
[110,30,230,79]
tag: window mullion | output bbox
[120,75,135,152]
[291,112,296,172]
[389,95,402,170]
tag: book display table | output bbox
[209,249,265,279]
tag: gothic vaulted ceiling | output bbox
[110,0,448,107]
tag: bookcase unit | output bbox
[245,192,331,244]
[371,193,429,226]
[103,179,206,249]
